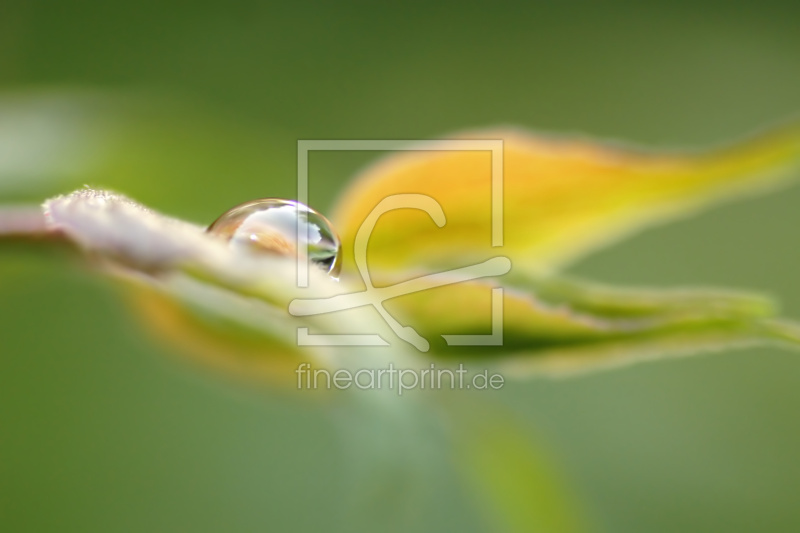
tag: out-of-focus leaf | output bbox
[0,91,115,198]
[0,90,293,218]
[331,123,800,277]
[444,394,586,533]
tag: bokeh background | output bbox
[2,1,800,531]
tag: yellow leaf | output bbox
[331,122,800,278]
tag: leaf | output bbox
[323,122,800,372]
[0,90,294,219]
[382,272,798,374]
[0,186,790,379]
[0,90,116,198]
[444,394,587,533]
[37,188,412,383]
[499,319,792,377]
[331,122,800,277]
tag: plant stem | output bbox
[0,206,52,238]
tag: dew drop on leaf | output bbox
[207,198,342,277]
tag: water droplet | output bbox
[207,199,341,278]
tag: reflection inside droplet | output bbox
[207,198,341,278]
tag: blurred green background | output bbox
[2,0,800,531]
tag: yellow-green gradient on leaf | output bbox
[4,114,800,381]
[331,122,800,277]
